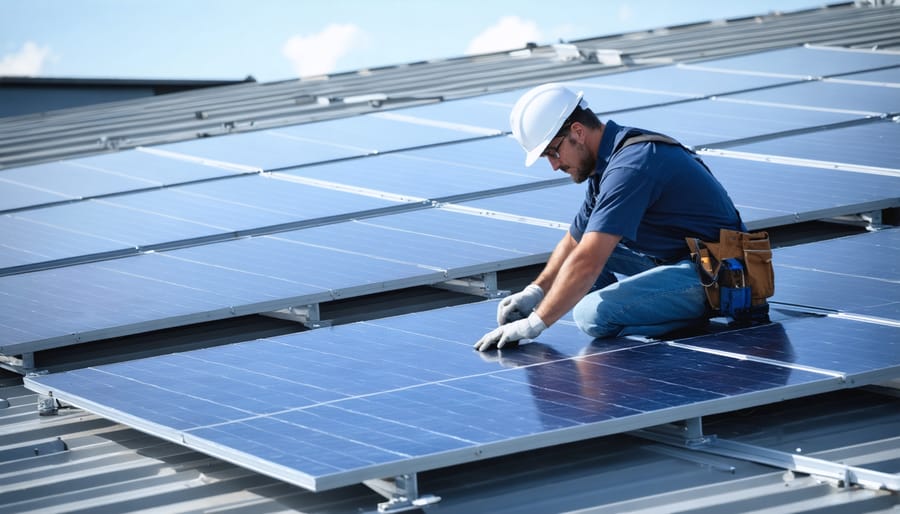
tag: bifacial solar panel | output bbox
[25,300,862,492]
[571,64,797,97]
[723,119,900,171]
[721,80,898,116]
[153,112,498,171]
[692,46,900,78]
[609,100,863,147]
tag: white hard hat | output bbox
[509,83,586,167]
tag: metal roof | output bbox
[2,2,899,170]
[1,3,899,513]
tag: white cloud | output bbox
[282,23,367,77]
[465,16,543,55]
[0,41,52,76]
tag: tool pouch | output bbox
[686,229,775,324]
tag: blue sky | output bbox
[2,0,828,82]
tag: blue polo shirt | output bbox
[570,120,744,262]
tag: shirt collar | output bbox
[594,119,622,177]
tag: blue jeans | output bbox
[572,244,708,338]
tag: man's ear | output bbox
[569,122,584,142]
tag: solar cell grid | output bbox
[724,119,900,171]
[26,300,855,491]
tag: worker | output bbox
[475,83,745,351]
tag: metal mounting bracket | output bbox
[434,272,508,298]
[634,417,900,492]
[363,473,441,513]
[261,303,330,329]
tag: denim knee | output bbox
[573,294,620,338]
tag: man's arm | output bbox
[535,231,621,326]
[532,231,579,293]
[474,231,621,351]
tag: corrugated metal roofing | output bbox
[2,3,900,513]
[2,2,899,169]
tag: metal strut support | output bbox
[363,473,441,513]
[435,272,508,299]
[634,418,900,492]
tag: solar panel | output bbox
[721,119,900,170]
[26,300,875,492]
[832,67,900,85]
[279,136,555,202]
[0,177,409,273]
[720,80,898,116]
[674,315,900,382]
[691,46,900,77]
[610,99,863,147]
[0,208,564,355]
[770,229,900,321]
[152,112,498,171]
[700,155,900,227]
[454,154,900,230]
[570,64,797,96]
[0,160,153,211]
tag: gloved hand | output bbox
[496,284,544,325]
[474,312,547,352]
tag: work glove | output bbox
[496,284,544,325]
[474,312,547,352]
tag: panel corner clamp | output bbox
[364,473,441,513]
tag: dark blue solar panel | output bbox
[725,119,900,170]
[25,299,842,491]
[610,99,863,147]
[676,316,900,379]
[274,209,563,271]
[281,136,552,201]
[775,229,900,282]
[695,46,900,77]
[723,80,899,115]
[1,177,405,272]
[573,65,796,96]
[700,155,900,227]
[770,230,900,320]
[772,266,900,321]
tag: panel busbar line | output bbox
[26,300,896,492]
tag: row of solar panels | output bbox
[25,228,900,492]
[2,46,899,363]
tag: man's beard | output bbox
[564,143,596,184]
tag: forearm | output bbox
[536,232,620,326]
[532,232,578,292]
